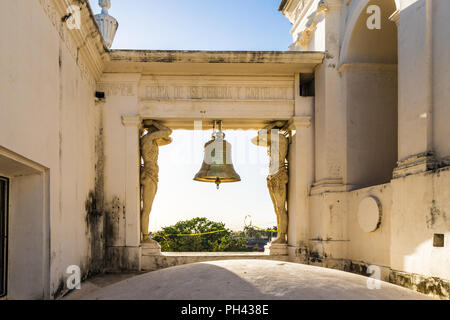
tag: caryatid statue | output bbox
[252,121,289,244]
[140,120,172,243]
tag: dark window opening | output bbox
[300,73,315,97]
[433,234,444,248]
[0,177,8,298]
[95,91,105,100]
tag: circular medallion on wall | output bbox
[357,196,382,232]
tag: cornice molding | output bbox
[38,0,107,85]
[310,178,352,196]
[108,50,325,65]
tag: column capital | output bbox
[121,115,142,127]
[288,116,312,130]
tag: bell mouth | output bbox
[193,176,241,183]
[193,174,241,190]
[193,164,241,184]
[193,120,241,188]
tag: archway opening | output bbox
[148,129,278,252]
[343,0,398,188]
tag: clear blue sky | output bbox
[89,1,291,231]
[89,0,292,50]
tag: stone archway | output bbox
[138,120,292,255]
[339,0,399,188]
[340,0,399,65]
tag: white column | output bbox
[121,115,142,247]
[287,115,314,262]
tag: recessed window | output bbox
[433,234,444,247]
[300,73,315,97]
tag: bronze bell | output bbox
[193,121,241,189]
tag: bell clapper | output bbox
[215,177,221,190]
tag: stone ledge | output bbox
[141,252,290,272]
[160,252,269,257]
[393,152,438,178]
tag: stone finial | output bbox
[99,0,111,14]
[95,0,118,49]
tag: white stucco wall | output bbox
[0,0,102,298]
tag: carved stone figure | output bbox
[140,120,172,243]
[252,121,289,244]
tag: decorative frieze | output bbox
[140,85,294,101]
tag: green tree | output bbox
[243,225,277,240]
[152,217,253,252]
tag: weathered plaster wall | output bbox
[0,0,104,298]
[301,170,450,298]
[346,184,392,273]
[308,191,348,264]
[283,0,449,299]
[99,73,141,272]
[391,168,450,281]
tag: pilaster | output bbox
[312,0,347,194]
[121,115,142,248]
[395,0,435,177]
